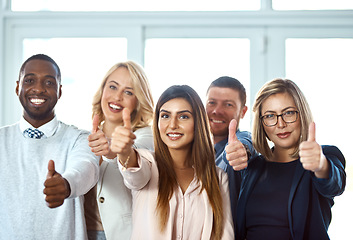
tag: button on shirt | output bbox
[20,116,61,139]
[172,176,205,239]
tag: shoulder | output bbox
[133,126,154,151]
[322,145,345,167]
[0,123,19,135]
[236,130,252,143]
[322,145,343,156]
[134,126,152,136]
[135,148,155,163]
[59,121,90,136]
[216,166,229,184]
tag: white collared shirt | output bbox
[20,116,61,139]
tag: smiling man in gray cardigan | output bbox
[0,54,99,239]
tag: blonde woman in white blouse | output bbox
[111,85,234,240]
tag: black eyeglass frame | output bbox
[261,110,299,127]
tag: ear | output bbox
[240,105,248,119]
[58,85,62,99]
[15,81,20,96]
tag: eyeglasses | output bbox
[261,110,299,127]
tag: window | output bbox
[11,0,260,11]
[23,37,128,130]
[273,0,353,10]
[145,38,251,131]
[285,38,353,239]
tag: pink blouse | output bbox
[119,149,234,240]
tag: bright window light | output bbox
[23,38,128,131]
[145,38,251,131]
[11,0,260,11]
[285,38,353,240]
[273,0,353,10]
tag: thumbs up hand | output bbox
[43,160,71,208]
[299,122,329,178]
[88,115,110,158]
[225,119,248,171]
[111,108,136,160]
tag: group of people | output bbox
[0,53,346,240]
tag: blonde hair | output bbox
[252,78,313,160]
[153,85,224,240]
[92,61,154,131]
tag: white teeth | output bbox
[30,98,45,104]
[109,103,122,110]
[212,119,224,123]
[168,134,182,138]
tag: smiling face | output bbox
[206,87,247,143]
[261,92,301,154]
[16,59,62,127]
[101,67,138,126]
[158,98,194,153]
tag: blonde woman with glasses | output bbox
[226,78,346,240]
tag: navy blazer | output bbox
[236,145,346,240]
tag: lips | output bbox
[211,119,225,124]
[29,97,46,105]
[109,102,123,112]
[167,132,183,140]
[277,132,291,139]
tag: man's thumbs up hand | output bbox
[225,119,248,171]
[43,160,71,208]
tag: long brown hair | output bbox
[92,61,154,131]
[153,85,224,239]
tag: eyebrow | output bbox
[263,106,297,114]
[24,73,57,80]
[108,80,134,90]
[208,98,236,104]
[160,109,193,115]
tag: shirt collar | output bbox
[20,116,60,138]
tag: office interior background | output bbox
[1,0,352,238]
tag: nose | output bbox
[115,89,124,101]
[31,81,46,94]
[212,104,224,115]
[170,117,178,130]
[277,115,287,128]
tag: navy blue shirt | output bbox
[245,160,298,240]
[236,146,346,240]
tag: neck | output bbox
[169,148,192,169]
[271,147,297,163]
[213,135,227,145]
[24,115,54,129]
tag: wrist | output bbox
[118,154,131,171]
[102,155,117,163]
[64,178,71,198]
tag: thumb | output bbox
[92,114,100,133]
[123,108,132,130]
[47,160,56,179]
[307,122,316,142]
[228,119,239,144]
